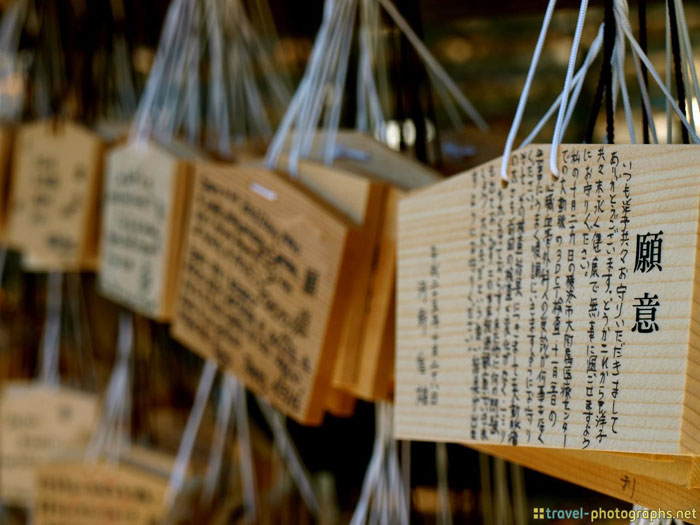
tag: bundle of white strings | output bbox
[500,0,700,183]
[265,0,487,176]
[350,402,409,525]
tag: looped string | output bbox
[256,397,321,517]
[350,402,409,525]
[85,311,134,463]
[38,271,63,386]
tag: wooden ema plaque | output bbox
[34,447,172,525]
[282,132,440,402]
[396,144,700,454]
[287,158,386,415]
[0,382,98,507]
[171,162,356,424]
[353,186,401,401]
[474,444,700,524]
[98,141,193,320]
[5,120,104,270]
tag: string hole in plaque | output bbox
[500,178,508,190]
[250,182,277,202]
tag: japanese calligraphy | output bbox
[633,231,663,273]
[632,293,660,334]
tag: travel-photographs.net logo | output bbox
[532,506,697,522]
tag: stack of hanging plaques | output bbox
[34,446,174,525]
[396,144,700,454]
[170,162,358,424]
[98,140,196,320]
[283,132,440,403]
[4,121,105,270]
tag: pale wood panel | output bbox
[396,145,700,454]
[0,383,97,507]
[286,159,388,399]
[35,456,168,525]
[5,120,104,271]
[355,187,402,401]
[170,162,356,424]
[474,444,700,523]
[98,141,192,321]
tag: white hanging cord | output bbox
[675,0,700,128]
[38,272,63,386]
[629,19,659,144]
[257,398,321,516]
[500,0,558,182]
[164,358,218,510]
[234,380,257,521]
[377,0,487,132]
[350,404,387,525]
[549,0,589,177]
[85,311,134,463]
[519,24,604,148]
[613,6,636,143]
[0,0,29,121]
[201,372,236,506]
[130,0,186,144]
[400,440,411,523]
[614,0,699,142]
[673,0,698,136]
[267,0,487,175]
[665,1,673,143]
[350,403,409,525]
[322,0,359,164]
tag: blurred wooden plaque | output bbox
[98,141,192,320]
[35,457,168,525]
[0,382,97,507]
[5,120,104,270]
[396,144,700,454]
[171,162,355,424]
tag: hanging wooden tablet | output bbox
[354,187,402,401]
[171,162,356,424]
[280,132,440,401]
[34,447,172,525]
[285,159,387,401]
[396,144,700,454]
[98,140,194,320]
[4,120,104,270]
[0,382,97,507]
